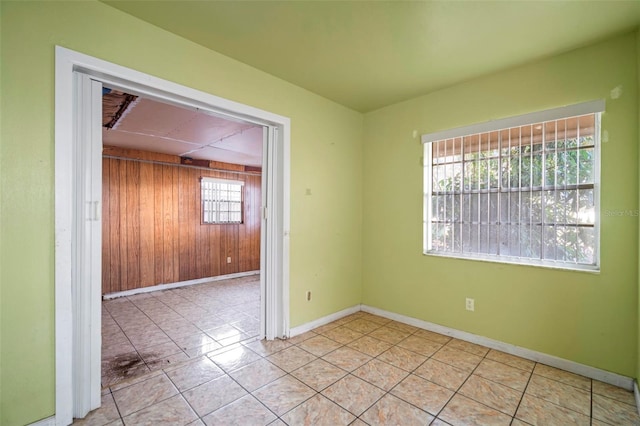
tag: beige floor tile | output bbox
[445,339,490,357]
[320,326,364,344]
[267,346,317,372]
[440,394,512,426]
[474,358,531,391]
[353,359,409,391]
[243,338,292,356]
[459,375,522,416]
[184,341,223,357]
[74,393,120,425]
[347,336,392,357]
[102,352,152,388]
[205,324,245,341]
[368,326,412,344]
[322,375,385,416]
[183,374,247,417]
[391,374,453,415]
[413,329,452,345]
[122,394,197,426]
[113,373,178,417]
[431,346,483,373]
[322,346,372,371]
[396,335,443,356]
[138,341,183,363]
[165,357,224,392]
[280,394,355,426]
[360,394,434,426]
[186,420,205,426]
[343,319,383,334]
[228,359,286,391]
[146,351,190,371]
[109,370,164,392]
[202,395,276,426]
[533,364,591,391]
[295,334,341,357]
[102,340,137,359]
[286,330,317,345]
[385,321,419,334]
[252,376,316,415]
[592,394,640,425]
[377,346,427,372]
[290,358,348,391]
[515,394,590,426]
[430,419,453,426]
[414,358,470,391]
[128,329,172,350]
[208,345,262,372]
[172,332,215,351]
[359,313,392,325]
[510,419,530,426]
[486,349,535,372]
[312,322,342,335]
[267,419,287,426]
[592,380,636,406]
[350,419,369,426]
[526,374,590,415]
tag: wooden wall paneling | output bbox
[172,166,180,282]
[195,169,205,280]
[118,159,128,293]
[178,166,189,281]
[108,159,121,293]
[126,160,141,290]
[102,154,262,295]
[153,164,164,284]
[139,162,155,287]
[161,165,174,283]
[102,158,110,294]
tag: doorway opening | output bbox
[55,47,290,424]
[100,89,266,387]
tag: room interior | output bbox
[2,1,640,425]
[100,91,265,386]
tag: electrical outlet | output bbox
[465,298,475,311]
[227,257,232,264]
[306,291,312,301]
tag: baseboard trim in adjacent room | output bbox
[103,270,260,300]
[29,416,56,426]
[288,305,361,337]
[361,304,634,391]
[634,380,640,416]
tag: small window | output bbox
[422,101,603,271]
[201,177,244,224]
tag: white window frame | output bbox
[422,100,604,272]
[201,177,245,224]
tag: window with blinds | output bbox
[422,102,602,270]
[201,177,244,224]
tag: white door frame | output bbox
[55,46,290,424]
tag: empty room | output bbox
[2,1,640,426]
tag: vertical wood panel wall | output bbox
[102,157,261,295]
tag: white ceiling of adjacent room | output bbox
[102,93,263,167]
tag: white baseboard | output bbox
[289,305,361,337]
[29,416,55,426]
[103,270,260,299]
[635,381,640,416]
[361,304,634,391]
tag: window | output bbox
[422,101,603,271]
[201,177,244,224]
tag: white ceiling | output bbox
[103,96,264,167]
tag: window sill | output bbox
[423,250,600,274]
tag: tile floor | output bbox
[82,310,640,425]
[101,274,260,388]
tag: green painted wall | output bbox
[0,2,363,424]
[363,32,639,377]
